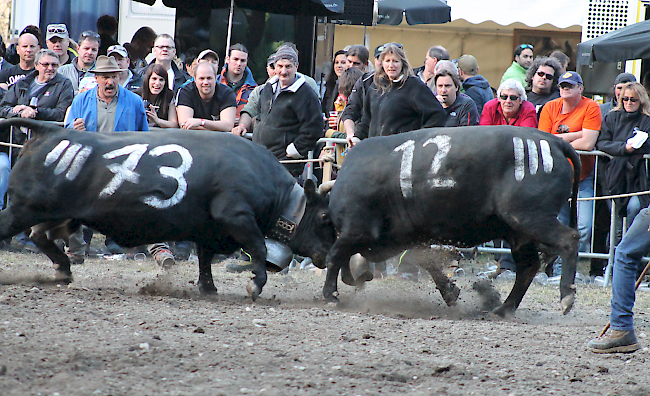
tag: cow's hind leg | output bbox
[29,221,74,284]
[196,243,217,294]
[492,242,540,317]
[422,263,460,306]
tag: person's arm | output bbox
[341,75,365,124]
[455,97,479,126]
[564,101,602,151]
[232,112,252,136]
[537,103,553,133]
[352,88,372,144]
[147,101,179,128]
[34,80,74,122]
[203,106,236,131]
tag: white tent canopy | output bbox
[447,0,588,28]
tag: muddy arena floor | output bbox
[0,250,649,396]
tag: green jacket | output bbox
[500,61,528,88]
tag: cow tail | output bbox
[0,118,66,138]
[563,140,581,230]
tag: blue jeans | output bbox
[559,175,594,253]
[0,152,9,210]
[610,206,650,331]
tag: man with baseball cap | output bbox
[456,54,493,115]
[78,45,143,93]
[539,71,601,270]
[45,24,77,66]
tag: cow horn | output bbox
[318,181,336,195]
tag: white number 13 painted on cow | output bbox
[393,135,455,198]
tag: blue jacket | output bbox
[65,85,149,132]
[461,74,493,116]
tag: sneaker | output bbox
[154,248,176,269]
[588,330,640,354]
[67,253,85,265]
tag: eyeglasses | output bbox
[80,31,100,38]
[499,94,520,101]
[621,97,639,103]
[559,83,577,90]
[39,62,59,68]
[155,45,175,50]
[536,71,554,80]
[519,44,534,50]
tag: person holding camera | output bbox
[140,63,178,128]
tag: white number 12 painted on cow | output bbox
[393,135,455,198]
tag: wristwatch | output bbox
[201,119,205,127]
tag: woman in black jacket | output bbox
[354,44,445,142]
[596,81,650,238]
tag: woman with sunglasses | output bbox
[139,63,178,128]
[479,79,537,127]
[596,81,650,240]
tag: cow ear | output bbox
[304,179,318,203]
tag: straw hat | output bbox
[89,55,126,74]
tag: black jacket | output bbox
[341,71,374,123]
[596,109,650,212]
[0,71,73,121]
[355,75,446,139]
[142,60,190,94]
[253,75,323,173]
[443,93,479,127]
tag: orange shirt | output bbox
[538,96,602,180]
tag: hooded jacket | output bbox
[461,74,493,116]
[500,61,528,88]
[217,65,257,119]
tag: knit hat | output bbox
[457,55,478,74]
[274,46,298,65]
[614,72,636,85]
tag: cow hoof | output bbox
[440,283,461,307]
[324,291,339,304]
[561,294,575,315]
[247,281,261,301]
[54,271,73,285]
[491,305,514,318]
[199,284,218,295]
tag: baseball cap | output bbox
[198,49,219,62]
[107,44,128,58]
[614,72,636,85]
[557,71,583,86]
[374,42,403,58]
[457,55,478,74]
[46,24,69,41]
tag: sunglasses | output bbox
[621,97,639,103]
[500,94,520,101]
[536,71,554,80]
[39,62,59,68]
[81,31,100,38]
[377,43,404,53]
[47,26,67,34]
[520,44,533,50]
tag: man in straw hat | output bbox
[66,55,148,133]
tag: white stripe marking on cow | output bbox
[540,140,553,173]
[54,143,82,175]
[100,144,149,197]
[513,137,525,181]
[394,140,415,198]
[66,146,93,181]
[527,139,538,175]
[44,140,71,167]
[142,144,193,209]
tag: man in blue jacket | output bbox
[66,55,148,132]
[457,54,493,116]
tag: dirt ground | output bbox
[1,250,649,396]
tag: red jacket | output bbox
[479,98,538,128]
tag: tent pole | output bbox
[225,0,235,57]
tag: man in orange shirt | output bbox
[539,71,601,275]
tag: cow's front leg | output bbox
[493,243,539,317]
[246,250,267,301]
[30,222,73,284]
[323,242,349,303]
[196,244,217,294]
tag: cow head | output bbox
[289,179,336,268]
